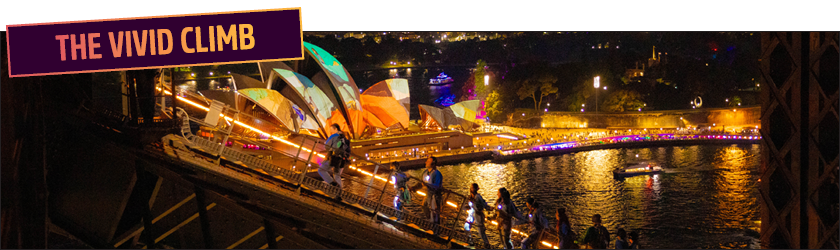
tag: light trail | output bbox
[159,88,324,158]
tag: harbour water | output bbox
[407,144,762,249]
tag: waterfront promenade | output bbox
[353,127,761,170]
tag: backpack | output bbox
[557,223,576,248]
[595,226,610,249]
[332,133,351,160]
[538,212,549,230]
[395,172,411,203]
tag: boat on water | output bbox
[429,72,454,85]
[614,161,663,178]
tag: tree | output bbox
[562,79,593,112]
[459,74,476,102]
[538,80,559,109]
[474,60,488,98]
[459,59,489,102]
[516,80,539,108]
[516,74,558,110]
[484,90,503,121]
[601,89,645,112]
[728,95,742,107]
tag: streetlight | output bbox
[484,74,489,86]
[594,76,600,114]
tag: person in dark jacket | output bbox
[491,187,524,249]
[390,162,410,220]
[521,198,549,249]
[615,228,629,249]
[467,183,490,248]
[318,124,348,188]
[581,214,610,249]
[555,208,575,249]
[627,231,641,249]
[411,156,443,233]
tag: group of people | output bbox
[391,157,444,231]
[390,155,643,249]
[317,124,643,249]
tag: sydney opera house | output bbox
[166,42,485,166]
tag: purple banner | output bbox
[6,8,302,77]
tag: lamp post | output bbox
[594,76,600,115]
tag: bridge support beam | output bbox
[760,32,839,249]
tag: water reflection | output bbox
[409,144,761,249]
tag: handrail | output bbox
[174,109,482,246]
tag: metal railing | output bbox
[171,107,503,247]
[164,86,577,248]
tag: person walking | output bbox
[614,228,629,249]
[521,198,549,249]
[555,208,576,249]
[468,183,491,248]
[318,124,350,188]
[491,187,524,249]
[390,162,410,220]
[627,231,641,249]
[581,214,610,249]
[411,156,443,233]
